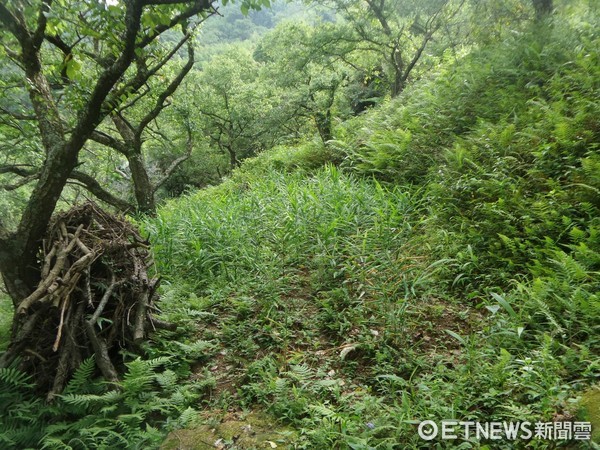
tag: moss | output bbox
[0,294,12,351]
[161,411,297,450]
[578,385,600,443]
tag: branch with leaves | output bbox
[0,0,274,398]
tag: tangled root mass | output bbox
[0,203,174,399]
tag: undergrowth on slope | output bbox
[1,5,598,449]
[141,8,599,448]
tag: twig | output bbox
[52,295,69,352]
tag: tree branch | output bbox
[111,115,136,149]
[44,33,72,56]
[0,2,30,46]
[152,125,193,193]
[64,0,144,155]
[365,0,391,36]
[136,35,195,139]
[69,171,134,212]
[0,164,133,211]
[1,174,38,191]
[0,106,36,121]
[113,16,206,103]
[137,0,213,48]
[33,0,52,49]
[0,165,36,177]
[90,130,128,154]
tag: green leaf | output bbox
[65,58,81,80]
[490,292,518,319]
[445,329,466,346]
[485,304,500,314]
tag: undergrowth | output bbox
[142,9,599,448]
[0,355,205,449]
[1,5,599,449]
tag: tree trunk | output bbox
[391,65,404,98]
[127,151,156,214]
[315,110,333,144]
[227,146,239,169]
[0,240,32,305]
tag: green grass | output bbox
[0,293,12,352]
[143,166,597,447]
[139,10,599,447]
[144,167,486,448]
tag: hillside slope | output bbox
[1,4,598,449]
[147,10,599,448]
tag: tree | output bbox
[0,6,218,220]
[192,46,281,169]
[0,0,219,302]
[0,0,264,393]
[88,36,197,214]
[255,22,351,143]
[316,0,467,97]
[532,0,552,20]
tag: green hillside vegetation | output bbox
[0,1,598,449]
[161,9,597,448]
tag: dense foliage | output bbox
[1,0,598,448]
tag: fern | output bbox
[550,253,589,282]
[284,364,313,386]
[60,393,107,408]
[63,357,96,395]
[121,357,167,394]
[274,377,288,399]
[30,354,201,449]
[174,339,215,359]
[40,437,75,450]
[176,406,198,428]
[0,366,34,388]
[0,362,47,449]
[308,403,338,418]
[531,293,565,335]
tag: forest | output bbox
[0,0,598,448]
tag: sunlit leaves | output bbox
[65,58,82,80]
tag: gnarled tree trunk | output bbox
[0,0,212,396]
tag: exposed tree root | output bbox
[0,202,171,399]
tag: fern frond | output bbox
[274,377,288,398]
[63,357,96,395]
[40,436,74,450]
[59,393,104,408]
[532,294,565,334]
[177,407,198,428]
[286,364,313,385]
[0,367,33,388]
